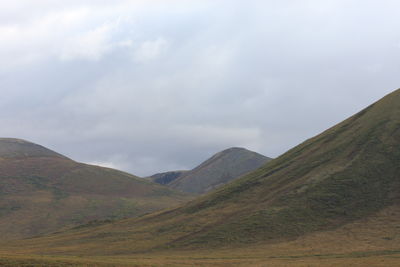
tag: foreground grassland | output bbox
[1,249,400,266]
[2,205,400,266]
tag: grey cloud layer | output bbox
[1,0,399,176]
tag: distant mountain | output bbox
[12,89,400,255]
[168,147,271,194]
[0,138,190,240]
[148,171,188,185]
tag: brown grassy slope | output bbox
[2,88,400,256]
[0,139,191,240]
[1,204,400,266]
[169,147,271,194]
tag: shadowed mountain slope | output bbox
[2,89,400,255]
[148,171,188,185]
[167,147,271,194]
[0,139,190,240]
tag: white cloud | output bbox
[133,37,169,63]
[0,5,139,68]
[87,160,122,170]
[60,22,116,61]
[0,8,90,69]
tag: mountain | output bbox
[0,138,190,240]
[0,138,67,159]
[166,147,271,194]
[2,89,400,257]
[148,170,188,185]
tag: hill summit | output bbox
[0,139,190,240]
[166,147,271,194]
[0,138,67,159]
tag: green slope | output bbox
[2,89,400,255]
[0,139,191,240]
[171,88,400,246]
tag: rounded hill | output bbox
[0,138,67,159]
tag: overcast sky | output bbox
[1,0,399,176]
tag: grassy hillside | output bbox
[166,88,400,246]
[2,205,400,265]
[0,139,191,240]
[2,89,400,258]
[169,147,271,194]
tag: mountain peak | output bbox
[224,146,247,150]
[220,147,248,153]
[0,138,68,159]
[169,147,271,194]
[0,137,32,143]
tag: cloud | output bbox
[0,0,399,176]
[60,22,117,61]
[0,4,139,68]
[87,160,122,170]
[133,37,169,63]
[172,124,262,149]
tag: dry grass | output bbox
[1,249,400,266]
[2,205,400,266]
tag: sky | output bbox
[1,0,399,176]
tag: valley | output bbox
[1,90,400,266]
